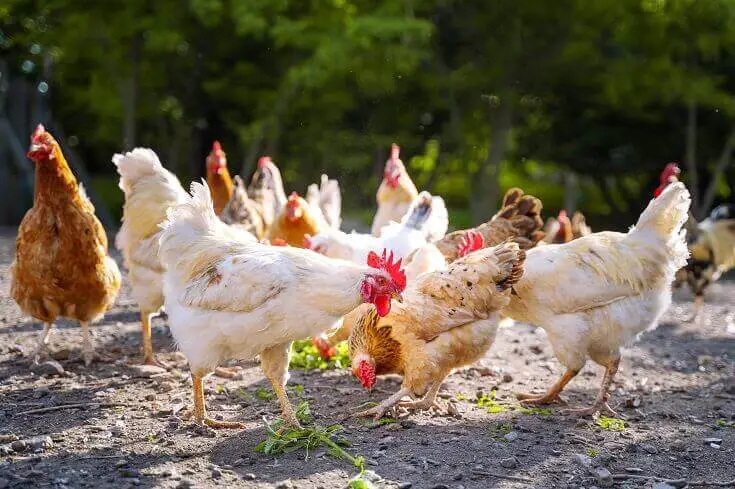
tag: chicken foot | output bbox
[137,311,167,368]
[32,322,54,364]
[355,388,412,420]
[260,342,301,429]
[517,368,578,405]
[190,371,245,429]
[562,357,620,417]
[688,295,704,324]
[397,381,443,412]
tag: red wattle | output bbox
[374,294,391,317]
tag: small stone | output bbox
[625,467,644,473]
[144,393,156,401]
[652,483,676,489]
[50,348,72,361]
[625,396,641,408]
[703,437,723,444]
[575,453,593,468]
[500,457,518,469]
[430,485,449,489]
[591,466,613,487]
[276,480,294,489]
[398,483,413,489]
[211,468,222,479]
[503,431,519,442]
[30,360,64,377]
[115,459,128,468]
[639,443,658,454]
[118,468,140,478]
[242,473,256,481]
[502,373,513,383]
[176,480,195,489]
[0,434,18,443]
[11,440,26,452]
[128,364,167,378]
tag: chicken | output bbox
[504,182,690,416]
[113,147,188,366]
[346,242,526,419]
[11,125,121,365]
[681,203,735,321]
[654,162,681,198]
[404,187,544,280]
[205,141,234,215]
[157,182,407,428]
[220,175,267,240]
[248,156,287,233]
[306,174,342,230]
[371,144,419,236]
[571,211,592,239]
[307,191,448,265]
[268,192,323,247]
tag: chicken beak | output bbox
[392,292,404,303]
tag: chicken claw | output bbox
[397,398,443,413]
[214,366,243,379]
[354,387,411,421]
[516,392,567,405]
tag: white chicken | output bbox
[113,148,188,366]
[306,174,342,230]
[504,182,691,415]
[158,182,407,429]
[307,191,448,265]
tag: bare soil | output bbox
[0,228,733,489]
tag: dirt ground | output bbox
[0,228,733,489]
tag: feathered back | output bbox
[401,191,448,242]
[695,218,735,270]
[220,175,266,239]
[159,181,255,281]
[113,148,188,255]
[434,188,544,262]
[307,174,342,229]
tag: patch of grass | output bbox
[288,384,305,396]
[488,422,513,441]
[595,415,626,432]
[289,339,351,371]
[215,385,226,394]
[715,418,733,428]
[233,388,253,402]
[472,390,550,416]
[587,448,600,458]
[256,387,274,401]
[256,401,365,474]
[455,393,468,401]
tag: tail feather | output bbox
[403,191,448,242]
[632,182,691,239]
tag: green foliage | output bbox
[290,339,350,371]
[471,390,551,416]
[255,401,365,473]
[595,415,626,432]
[587,448,600,458]
[256,387,274,401]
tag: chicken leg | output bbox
[81,321,95,366]
[688,295,704,324]
[32,322,54,363]
[398,381,443,412]
[191,371,245,429]
[139,311,167,367]
[260,342,300,429]
[356,388,412,420]
[517,368,578,405]
[562,357,620,417]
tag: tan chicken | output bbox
[205,141,234,215]
[267,192,323,247]
[220,175,267,240]
[306,174,342,230]
[11,125,121,365]
[347,242,526,419]
[371,144,419,236]
[505,183,690,415]
[571,211,592,239]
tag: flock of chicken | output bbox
[9,125,735,433]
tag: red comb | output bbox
[212,141,222,152]
[390,143,400,161]
[289,192,299,200]
[660,162,681,182]
[32,124,45,141]
[558,209,568,220]
[258,156,272,168]
[367,249,407,291]
[457,230,485,257]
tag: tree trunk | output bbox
[698,123,735,219]
[685,99,699,217]
[471,95,514,224]
[122,34,140,150]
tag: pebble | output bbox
[503,431,519,442]
[128,364,167,378]
[397,483,413,489]
[502,373,513,383]
[639,443,658,454]
[500,457,518,469]
[703,437,723,444]
[242,473,256,481]
[30,360,65,377]
[625,467,644,473]
[0,479,8,489]
[50,348,72,361]
[176,480,195,489]
[430,485,449,489]
[211,468,222,479]
[276,480,294,489]
[652,483,676,489]
[591,466,613,487]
